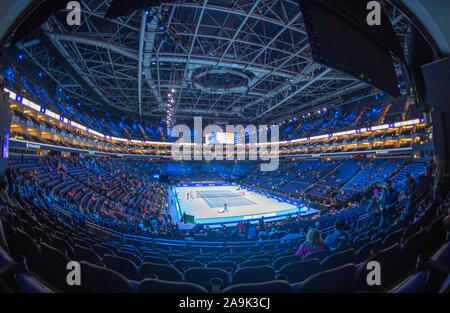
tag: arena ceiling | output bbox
[15,0,411,125]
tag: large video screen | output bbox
[298,0,401,98]
[205,132,236,145]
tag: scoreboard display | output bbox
[205,132,236,144]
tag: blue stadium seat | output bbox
[223,280,292,293]
[278,259,321,284]
[79,261,134,292]
[184,267,229,292]
[139,278,207,293]
[103,254,141,281]
[232,265,275,284]
[141,262,183,282]
[297,264,356,293]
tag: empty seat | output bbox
[93,244,115,257]
[167,254,191,263]
[320,249,354,271]
[353,242,373,264]
[16,273,53,293]
[79,261,134,293]
[207,261,237,272]
[15,229,45,276]
[223,280,292,293]
[304,249,330,262]
[353,243,401,292]
[51,236,74,258]
[382,229,402,249]
[184,267,229,292]
[173,259,203,272]
[297,263,356,293]
[241,259,271,268]
[273,255,300,270]
[352,236,370,251]
[194,256,216,264]
[117,251,141,266]
[400,229,427,276]
[143,256,171,265]
[40,243,72,292]
[74,244,102,266]
[103,254,141,281]
[141,262,183,282]
[232,265,275,284]
[278,259,321,284]
[139,278,207,293]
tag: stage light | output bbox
[38,72,42,77]
[18,54,23,60]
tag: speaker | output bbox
[421,58,450,173]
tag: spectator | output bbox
[295,228,328,260]
[324,219,349,250]
[378,181,398,229]
[402,173,418,223]
[247,224,257,240]
[433,155,444,201]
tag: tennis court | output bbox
[196,189,257,208]
[172,184,317,226]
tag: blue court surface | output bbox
[172,184,319,226]
[196,190,257,208]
